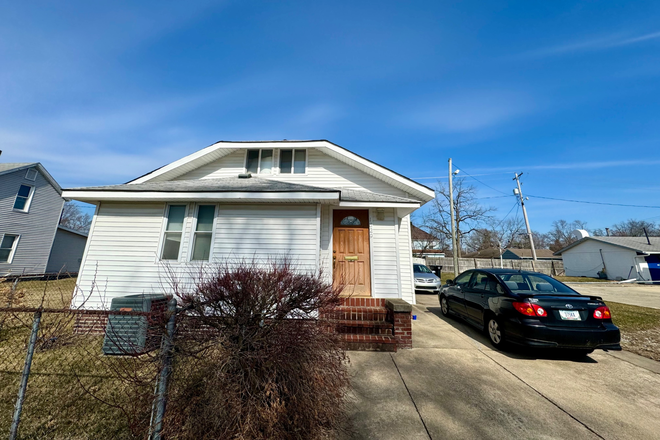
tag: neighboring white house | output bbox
[63,140,436,308]
[554,236,660,282]
[0,163,87,276]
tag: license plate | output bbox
[559,310,581,321]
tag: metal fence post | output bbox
[9,309,42,440]
[149,299,177,440]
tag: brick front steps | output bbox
[323,298,413,352]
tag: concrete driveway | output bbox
[341,294,660,440]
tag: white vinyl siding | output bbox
[175,148,409,198]
[0,168,63,275]
[75,202,321,309]
[398,214,415,304]
[212,204,318,272]
[74,202,167,309]
[370,207,400,298]
[319,205,332,283]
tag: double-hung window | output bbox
[0,234,19,263]
[13,185,34,212]
[192,205,215,261]
[279,149,306,174]
[161,205,186,260]
[245,149,274,174]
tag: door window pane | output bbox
[294,150,306,173]
[246,150,259,173]
[259,149,273,174]
[280,149,293,173]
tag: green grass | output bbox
[554,276,611,283]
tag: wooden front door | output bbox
[333,209,371,296]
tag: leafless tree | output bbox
[547,219,588,252]
[60,201,92,232]
[423,178,495,258]
[609,219,659,236]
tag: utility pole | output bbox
[449,159,460,276]
[513,173,537,261]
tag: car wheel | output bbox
[440,295,450,316]
[487,317,505,349]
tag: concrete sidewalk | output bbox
[341,294,660,440]
[565,283,660,309]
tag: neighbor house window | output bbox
[161,205,186,260]
[25,168,38,181]
[13,185,34,212]
[245,149,274,174]
[192,205,215,261]
[0,234,19,263]
[279,149,306,174]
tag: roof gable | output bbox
[128,140,435,202]
[0,163,62,194]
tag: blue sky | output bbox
[1,0,660,231]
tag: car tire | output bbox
[440,295,450,316]
[486,317,506,349]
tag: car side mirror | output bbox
[446,279,454,286]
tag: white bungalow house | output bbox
[64,140,435,309]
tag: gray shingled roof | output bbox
[66,176,420,204]
[0,163,36,174]
[67,176,338,194]
[555,236,660,254]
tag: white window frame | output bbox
[189,203,217,262]
[278,148,307,175]
[158,204,189,262]
[13,184,35,213]
[25,168,38,181]
[244,149,275,175]
[0,234,20,264]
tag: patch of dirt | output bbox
[621,328,660,362]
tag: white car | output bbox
[413,264,441,293]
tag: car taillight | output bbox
[593,306,611,319]
[513,302,547,317]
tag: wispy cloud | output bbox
[402,90,535,133]
[524,30,660,57]
[470,159,660,174]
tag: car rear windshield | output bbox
[496,273,579,295]
[413,264,432,274]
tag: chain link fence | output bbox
[0,275,170,440]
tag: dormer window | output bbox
[245,149,273,175]
[279,149,306,174]
[13,185,34,212]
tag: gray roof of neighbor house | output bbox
[65,176,420,204]
[411,225,440,241]
[554,236,660,255]
[504,248,562,259]
[0,162,63,194]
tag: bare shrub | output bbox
[164,260,349,440]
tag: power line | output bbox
[527,194,660,209]
[452,164,509,195]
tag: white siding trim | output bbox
[316,204,321,271]
[63,190,340,203]
[338,202,420,208]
